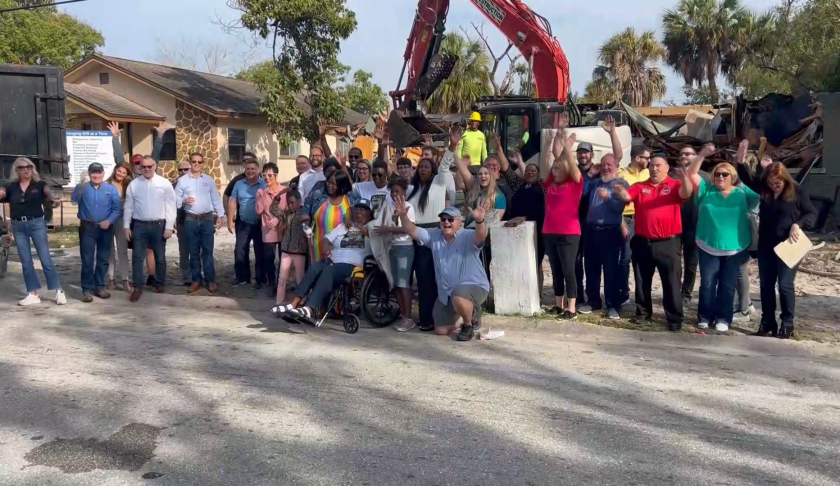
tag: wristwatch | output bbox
[474,219,485,224]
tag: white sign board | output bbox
[66,130,115,187]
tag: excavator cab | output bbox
[477,96,571,165]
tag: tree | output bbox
[155,38,245,76]
[589,28,667,106]
[235,60,279,86]
[337,70,388,116]
[0,0,104,69]
[466,22,523,97]
[583,78,619,104]
[425,33,493,114]
[662,0,750,103]
[225,0,357,146]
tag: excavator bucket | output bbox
[388,53,458,148]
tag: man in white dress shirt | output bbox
[298,146,326,202]
[175,153,225,294]
[124,155,177,301]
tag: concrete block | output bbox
[489,221,540,316]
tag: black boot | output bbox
[778,325,794,340]
[752,319,777,337]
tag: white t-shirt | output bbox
[354,181,391,218]
[378,201,416,246]
[326,224,371,267]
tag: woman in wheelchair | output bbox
[273,199,374,320]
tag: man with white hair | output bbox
[124,155,177,302]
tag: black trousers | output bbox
[584,225,622,310]
[544,234,580,299]
[757,245,798,331]
[575,225,587,303]
[294,259,355,311]
[234,220,265,284]
[264,242,279,287]
[632,235,683,325]
[414,243,438,327]
[681,233,699,300]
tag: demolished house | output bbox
[623,93,840,232]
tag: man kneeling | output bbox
[393,195,490,341]
[274,199,373,320]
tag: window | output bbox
[228,128,247,164]
[99,72,109,85]
[479,113,499,156]
[336,138,351,156]
[280,140,300,158]
[159,129,177,161]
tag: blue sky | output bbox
[61,0,779,104]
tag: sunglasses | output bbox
[178,168,190,173]
[439,217,455,223]
[714,172,731,178]
[190,160,204,165]
[372,172,387,178]
[349,155,361,160]
[16,165,34,171]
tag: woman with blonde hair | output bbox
[0,158,66,306]
[686,144,759,332]
[735,145,817,339]
[106,162,133,290]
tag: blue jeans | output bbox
[698,248,750,325]
[184,218,216,284]
[79,223,113,293]
[11,218,61,293]
[132,220,167,288]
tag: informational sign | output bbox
[66,130,116,187]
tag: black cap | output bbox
[88,162,105,173]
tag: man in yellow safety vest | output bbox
[458,112,487,166]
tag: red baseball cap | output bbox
[131,155,143,164]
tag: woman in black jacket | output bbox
[737,156,817,339]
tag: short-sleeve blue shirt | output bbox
[416,227,489,303]
[231,178,266,224]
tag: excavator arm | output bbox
[390,0,571,111]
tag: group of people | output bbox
[1,113,816,340]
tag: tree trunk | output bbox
[707,73,719,104]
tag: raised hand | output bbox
[335,150,347,166]
[393,195,409,217]
[673,167,689,182]
[602,115,616,133]
[423,133,433,146]
[736,139,749,165]
[107,121,120,137]
[318,118,328,137]
[513,150,524,167]
[154,122,167,137]
[564,132,577,151]
[472,197,487,222]
[558,112,570,130]
[489,132,501,150]
[761,156,773,169]
[449,124,464,149]
[699,143,716,158]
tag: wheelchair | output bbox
[319,255,401,334]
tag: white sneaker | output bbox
[715,321,729,332]
[607,308,620,320]
[54,289,67,305]
[578,304,593,314]
[697,321,709,330]
[19,294,41,306]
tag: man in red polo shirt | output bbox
[613,154,693,331]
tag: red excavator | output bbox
[388,0,590,163]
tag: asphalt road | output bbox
[1,267,840,485]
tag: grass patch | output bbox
[48,225,80,249]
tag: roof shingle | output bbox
[65,83,165,120]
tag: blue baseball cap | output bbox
[438,207,463,220]
[354,198,372,211]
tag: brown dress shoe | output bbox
[188,282,202,293]
[207,282,218,294]
[155,286,166,294]
[130,288,143,302]
[93,289,111,299]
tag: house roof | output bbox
[65,55,368,125]
[65,83,165,121]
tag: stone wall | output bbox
[158,100,223,188]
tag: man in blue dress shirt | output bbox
[227,159,267,288]
[71,162,123,302]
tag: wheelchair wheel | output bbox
[360,269,401,327]
[344,314,360,334]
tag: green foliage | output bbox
[234,60,279,86]
[590,28,667,107]
[0,0,104,69]
[682,84,735,104]
[662,0,750,103]
[425,33,492,114]
[337,70,388,116]
[230,0,357,146]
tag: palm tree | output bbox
[425,33,492,114]
[589,28,667,107]
[662,0,750,103]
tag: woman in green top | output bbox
[687,144,759,332]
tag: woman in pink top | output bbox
[256,162,287,296]
[541,118,583,318]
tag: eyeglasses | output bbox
[16,165,34,171]
[141,165,155,170]
[714,172,731,179]
[349,155,361,160]
[178,168,190,173]
[263,173,276,178]
[638,155,651,160]
[372,172,387,178]
[439,217,455,223]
